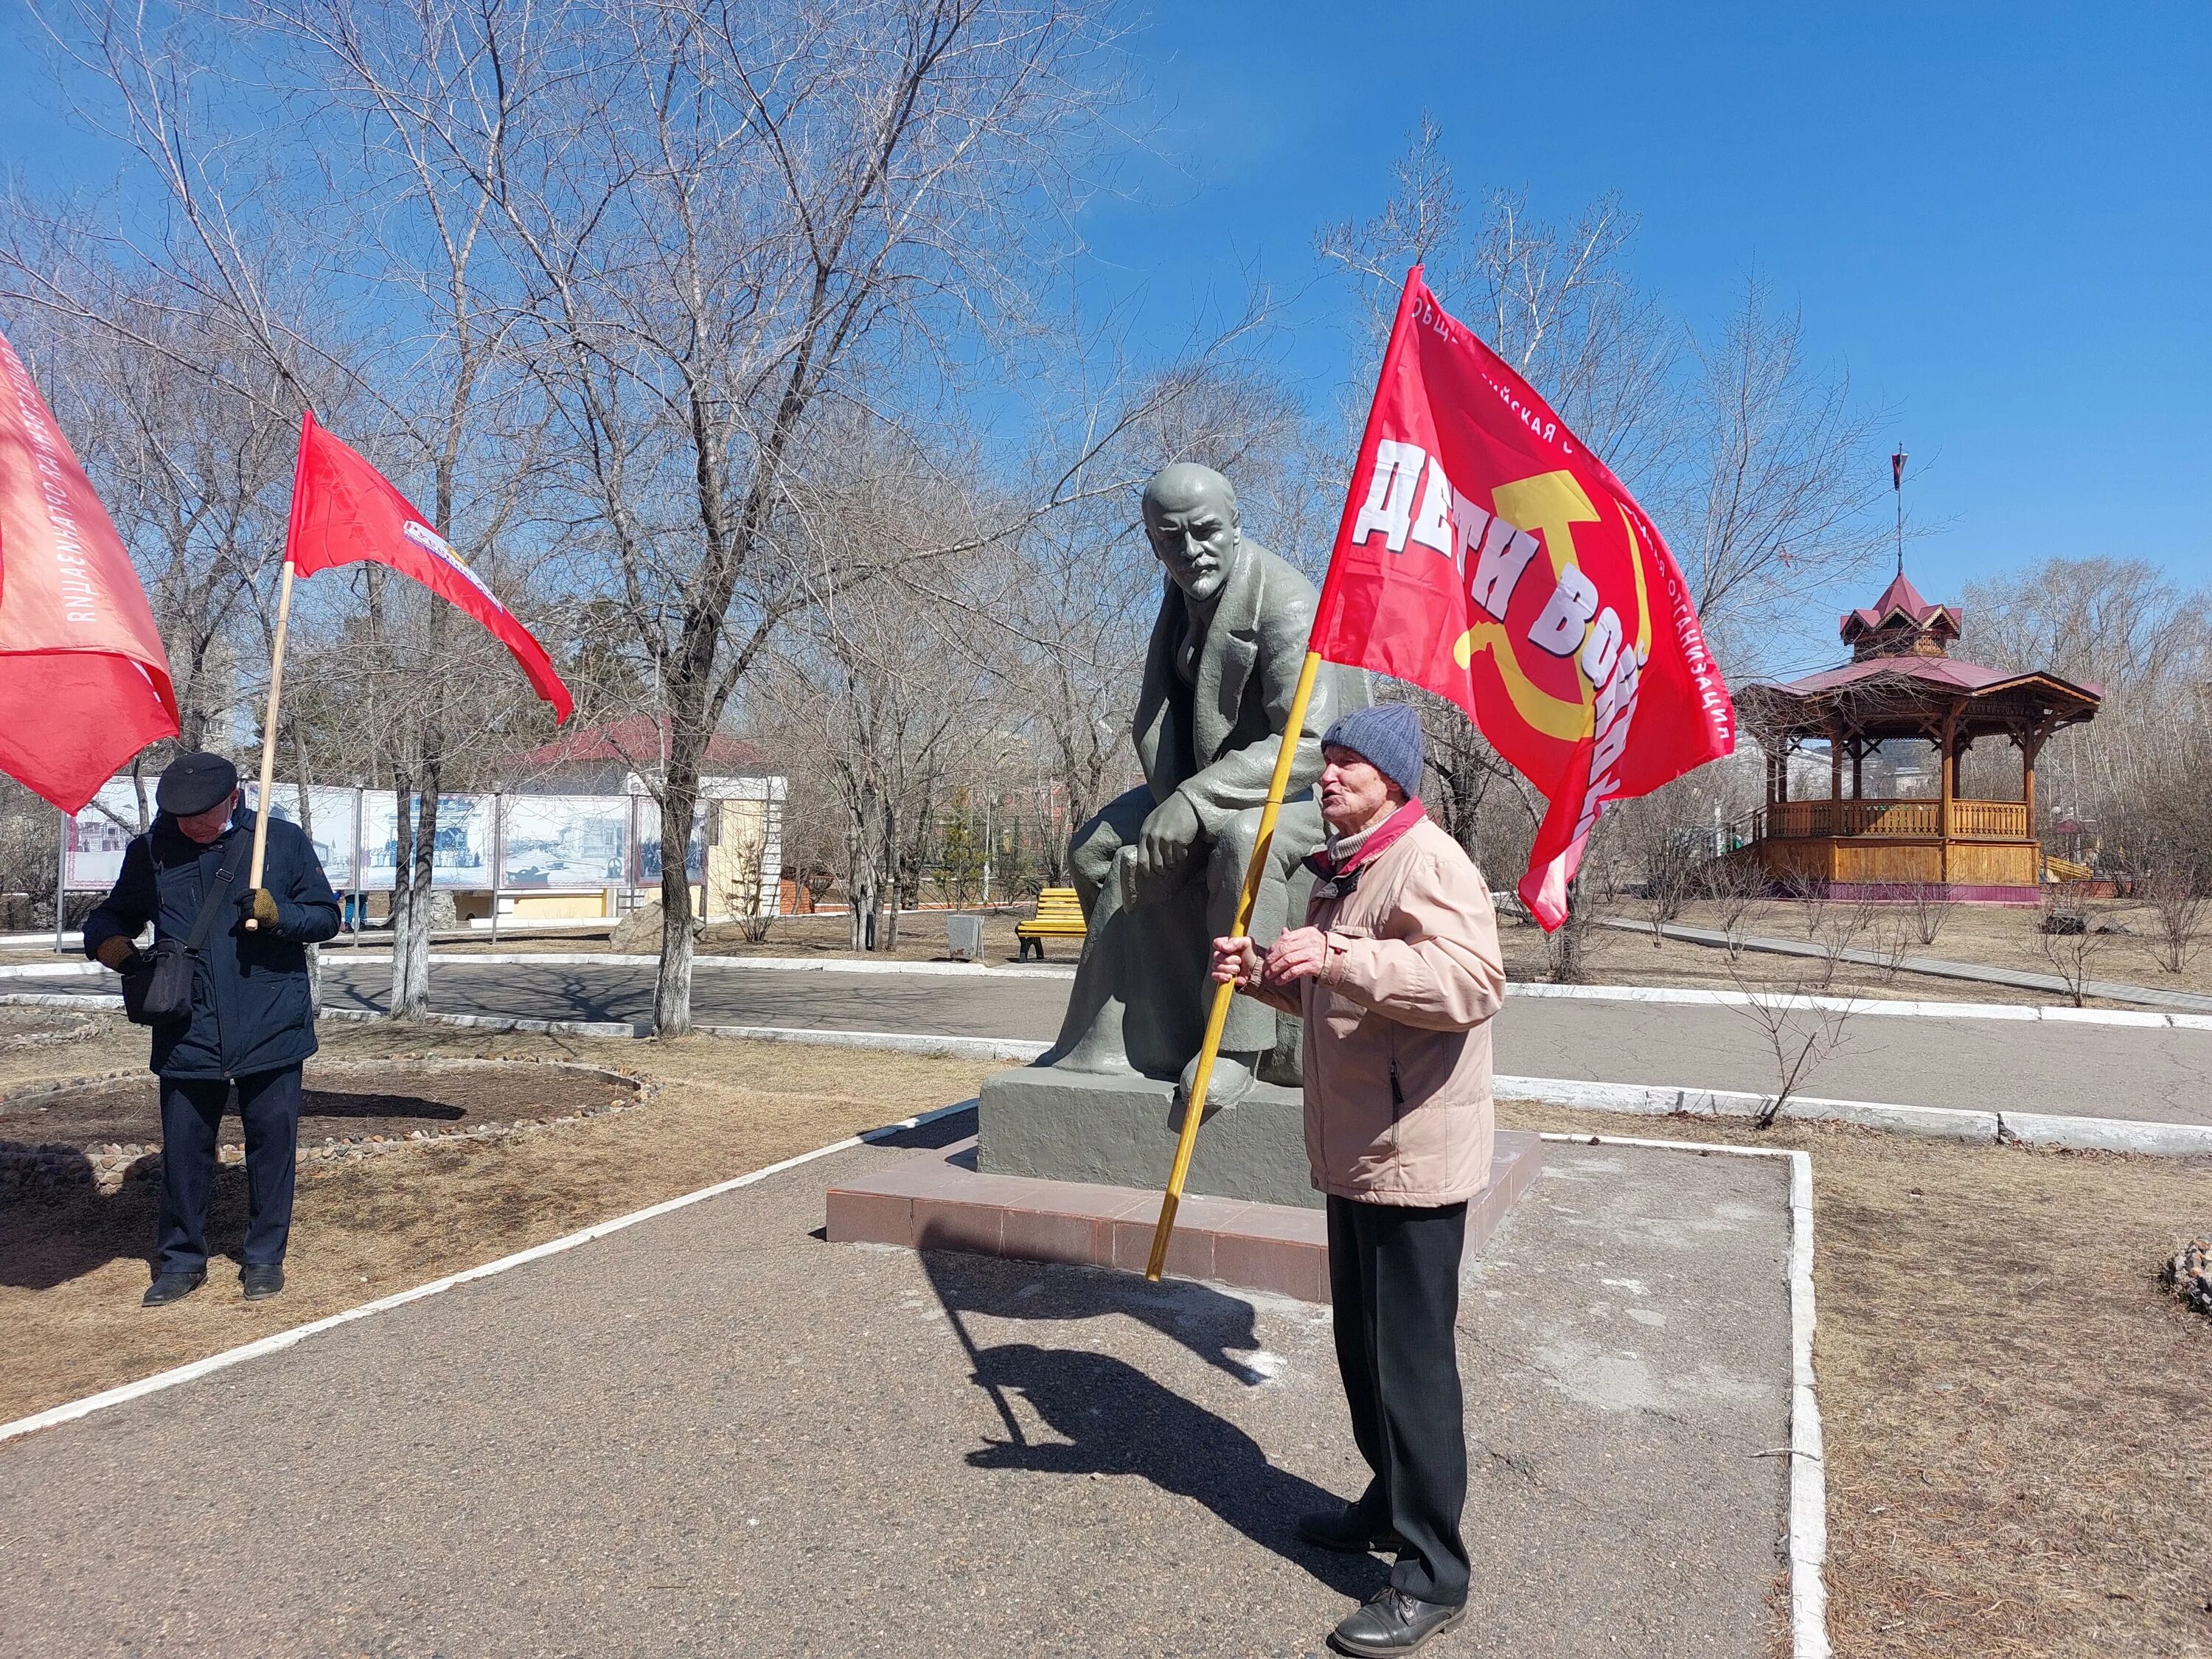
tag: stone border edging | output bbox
[1538,1133,1829,1659]
[0,1096,983,1446]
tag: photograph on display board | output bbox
[62,778,153,890]
[498,796,627,889]
[356,794,493,890]
[243,784,360,888]
[633,796,708,883]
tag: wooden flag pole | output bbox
[243,557,298,931]
[1144,648,1324,1281]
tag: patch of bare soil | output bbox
[0,1021,1004,1425]
[0,1060,633,1150]
[1497,1099,2212,1659]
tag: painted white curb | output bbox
[0,991,122,1009]
[1995,1110,2212,1155]
[316,1006,643,1039]
[1498,1074,2001,1142]
[1509,981,2212,1032]
[0,961,104,981]
[0,1097,981,1447]
[1540,1132,1826,1659]
[696,1024,1049,1063]
[333,950,1077,981]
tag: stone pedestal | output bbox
[980,1064,1315,1209]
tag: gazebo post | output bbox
[1829,720,1843,809]
[1938,703,1958,884]
[1850,738,1864,800]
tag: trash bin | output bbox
[946,914,984,962]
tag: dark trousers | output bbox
[156,1066,303,1276]
[1326,1193,1471,1607]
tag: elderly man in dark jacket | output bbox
[84,751,341,1307]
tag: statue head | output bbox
[1141,462,1242,604]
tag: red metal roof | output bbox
[1759,653,2101,703]
[1840,569,1962,641]
[512,715,765,771]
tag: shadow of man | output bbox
[917,1248,1381,1598]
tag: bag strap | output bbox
[184,828,254,953]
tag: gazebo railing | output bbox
[1757,798,2028,842]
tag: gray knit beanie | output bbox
[1320,703,1424,801]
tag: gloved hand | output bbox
[94,936,140,972]
[237,888,282,932]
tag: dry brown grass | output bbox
[1497,1099,2212,1659]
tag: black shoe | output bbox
[1329,1586,1467,1656]
[240,1264,285,1301]
[142,1271,206,1308]
[1296,1506,1408,1555]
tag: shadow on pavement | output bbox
[919,1248,1380,1599]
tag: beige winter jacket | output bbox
[1249,812,1506,1206]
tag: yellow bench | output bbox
[1015,886,1088,960]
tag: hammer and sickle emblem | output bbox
[1450,470,1653,742]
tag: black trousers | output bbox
[1326,1193,1471,1607]
[155,1066,302,1276]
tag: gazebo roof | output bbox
[1739,571,2101,742]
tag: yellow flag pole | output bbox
[1145,648,1325,1281]
[243,557,297,931]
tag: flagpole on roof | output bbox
[1891,447,1907,578]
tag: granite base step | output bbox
[825,1130,1542,1304]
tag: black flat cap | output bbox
[155,751,240,817]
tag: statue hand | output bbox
[1133,791,1201,888]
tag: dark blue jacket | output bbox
[84,807,341,1080]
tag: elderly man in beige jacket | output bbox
[1211,700,1506,1658]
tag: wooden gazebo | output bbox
[1733,571,2101,901]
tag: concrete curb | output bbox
[1539,1133,1826,1659]
[0,1096,984,1447]
[1500,1074,2212,1156]
[1508,981,2212,1032]
[695,1023,1050,1063]
[1599,916,2212,1015]
[316,1006,644,1040]
[0,962,102,981]
[332,950,1078,981]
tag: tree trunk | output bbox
[653,764,700,1037]
[394,762,441,1020]
[388,775,417,1016]
[846,798,880,952]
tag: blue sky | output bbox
[1076,1,2211,611]
[4,1,2207,623]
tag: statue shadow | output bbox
[916,1248,1381,1598]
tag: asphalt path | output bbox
[31,956,2211,1124]
[299,959,2211,1127]
[0,1121,1793,1658]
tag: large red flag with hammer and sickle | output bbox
[0,328,180,813]
[285,409,572,722]
[1311,269,1734,928]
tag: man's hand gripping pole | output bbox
[1144,650,1324,1281]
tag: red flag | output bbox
[285,410,573,722]
[0,329,181,813]
[1311,270,1733,928]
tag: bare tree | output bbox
[1729,963,1860,1129]
[1902,880,1956,949]
[2138,872,2205,975]
[2037,883,2107,1007]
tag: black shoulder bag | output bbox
[121,832,252,1028]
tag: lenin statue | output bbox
[1043,462,1368,1103]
